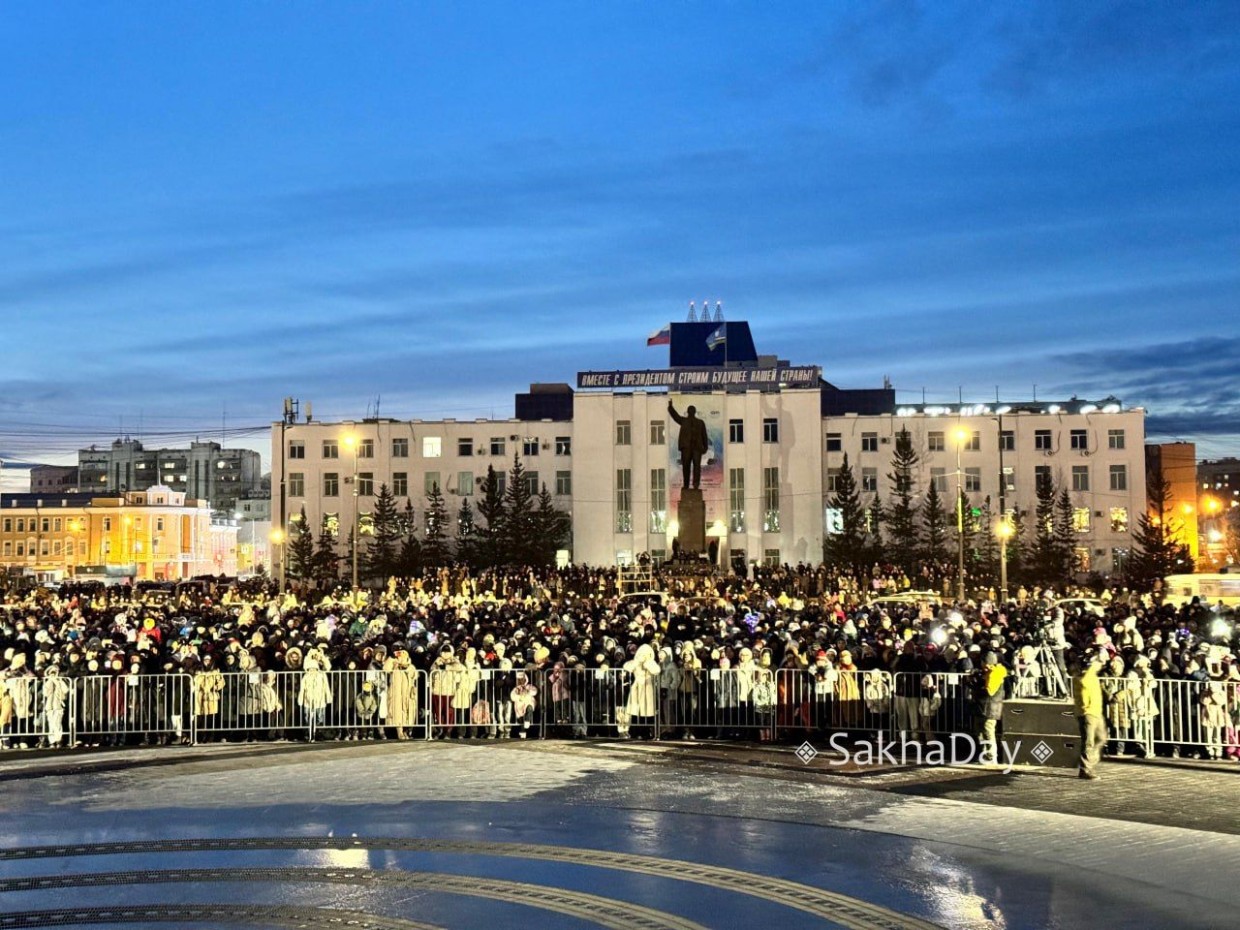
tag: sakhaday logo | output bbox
[1031,740,1054,764]
[795,741,819,764]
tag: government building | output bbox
[271,319,1147,576]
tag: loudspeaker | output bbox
[1004,700,1077,736]
[1003,733,1079,769]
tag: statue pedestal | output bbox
[677,489,706,555]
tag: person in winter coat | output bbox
[386,649,418,740]
[451,648,481,736]
[430,648,462,738]
[657,647,682,739]
[974,652,1007,765]
[511,670,538,738]
[1201,681,1229,760]
[41,664,71,748]
[298,649,332,737]
[713,655,740,738]
[833,649,863,731]
[354,680,379,740]
[624,643,660,739]
[193,655,225,743]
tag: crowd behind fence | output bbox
[5,668,1235,759]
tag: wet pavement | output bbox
[1,740,1236,929]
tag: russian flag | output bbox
[706,323,727,350]
[646,324,671,346]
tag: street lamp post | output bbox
[953,426,969,603]
[996,520,1012,604]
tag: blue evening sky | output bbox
[1,1,1238,473]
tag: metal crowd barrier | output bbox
[428,666,547,740]
[887,672,977,742]
[1127,676,1239,760]
[774,669,895,742]
[71,674,192,747]
[1,676,67,748]
[192,669,430,743]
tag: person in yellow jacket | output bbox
[974,652,1007,764]
[1074,651,1108,780]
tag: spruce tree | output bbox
[456,497,478,568]
[398,500,420,575]
[825,453,867,576]
[1030,472,1059,584]
[366,483,400,582]
[1128,463,1195,589]
[477,465,506,568]
[977,496,998,588]
[312,517,340,585]
[886,427,921,574]
[1054,487,1078,585]
[422,483,450,567]
[287,506,315,580]
[868,492,886,558]
[1005,503,1028,586]
[921,481,949,567]
[502,453,536,565]
[530,483,572,565]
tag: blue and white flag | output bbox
[706,324,727,350]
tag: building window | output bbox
[825,432,841,452]
[1070,429,1088,451]
[931,468,947,493]
[999,430,1015,452]
[729,467,745,533]
[1108,429,1125,450]
[423,437,442,458]
[928,431,945,452]
[392,437,409,458]
[425,472,440,495]
[650,421,665,446]
[155,518,164,532]
[616,468,632,533]
[0,518,8,532]
[1109,464,1127,491]
[650,549,667,566]
[729,419,744,444]
[458,438,473,457]
[762,418,779,443]
[524,471,540,496]
[16,543,24,556]
[521,438,539,457]
[322,440,339,459]
[614,421,632,446]
[358,439,374,459]
[103,518,111,531]
[1034,465,1051,490]
[1074,547,1091,572]
[1112,547,1130,572]
[52,518,61,532]
[762,467,780,532]
[458,471,473,496]
[555,470,572,496]
[1073,508,1091,533]
[862,467,878,492]
[1072,465,1089,492]
[288,441,305,459]
[1034,429,1053,451]
[827,468,841,492]
[966,430,981,451]
[1110,507,1129,533]
[763,548,780,567]
[358,472,374,496]
[965,467,981,492]
[289,473,305,497]
[650,468,667,533]
[556,436,571,455]
[490,437,506,456]
[323,473,339,497]
[323,513,339,538]
[861,432,878,453]
[1,542,8,556]
[393,473,408,497]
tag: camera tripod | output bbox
[1031,642,1069,699]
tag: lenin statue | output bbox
[668,399,709,489]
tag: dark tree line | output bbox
[286,453,571,586]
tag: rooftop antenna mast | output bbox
[713,300,723,322]
[687,301,697,323]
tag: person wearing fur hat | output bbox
[193,653,225,743]
[430,647,462,738]
[511,669,538,738]
[298,649,332,739]
[623,643,660,740]
[452,647,481,737]
[354,679,379,740]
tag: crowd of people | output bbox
[1,564,1236,764]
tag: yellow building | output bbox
[0,486,219,583]
[1146,442,1198,561]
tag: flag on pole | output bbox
[706,323,727,350]
[646,324,671,346]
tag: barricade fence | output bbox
[5,669,1237,759]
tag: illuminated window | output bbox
[650,468,667,533]
[763,467,780,532]
[1073,508,1091,533]
[730,468,745,532]
[1074,547,1091,571]
[1110,507,1129,533]
[616,469,632,533]
[423,437,442,458]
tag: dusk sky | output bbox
[2,1,1238,478]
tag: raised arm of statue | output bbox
[667,399,684,425]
